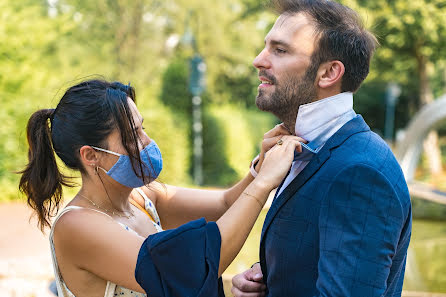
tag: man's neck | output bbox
[282,90,342,135]
[317,88,341,102]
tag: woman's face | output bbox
[97,97,151,172]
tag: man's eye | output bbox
[275,48,286,54]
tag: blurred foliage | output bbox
[340,0,446,136]
[160,56,193,113]
[0,0,276,201]
[412,198,446,221]
[203,105,275,186]
[404,219,446,292]
[1,0,446,201]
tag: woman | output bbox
[19,79,302,297]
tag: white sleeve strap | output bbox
[249,154,260,178]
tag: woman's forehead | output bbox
[127,97,143,123]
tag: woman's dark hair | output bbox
[271,0,378,92]
[19,79,150,231]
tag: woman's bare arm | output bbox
[146,124,295,230]
[216,136,301,276]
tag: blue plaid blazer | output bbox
[260,115,412,297]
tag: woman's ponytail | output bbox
[19,109,72,231]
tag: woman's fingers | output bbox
[263,123,291,139]
[262,135,306,154]
[257,137,302,188]
[261,135,282,152]
[264,136,302,159]
[272,136,304,153]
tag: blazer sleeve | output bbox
[315,164,407,297]
[135,218,225,297]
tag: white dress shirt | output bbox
[276,92,357,197]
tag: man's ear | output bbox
[316,61,345,89]
[79,145,99,167]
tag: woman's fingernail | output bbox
[255,273,262,278]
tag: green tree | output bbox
[342,0,446,174]
[0,0,79,199]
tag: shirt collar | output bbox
[294,92,354,142]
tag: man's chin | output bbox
[255,95,271,112]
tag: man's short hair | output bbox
[271,0,378,92]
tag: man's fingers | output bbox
[232,271,266,293]
[232,280,266,293]
[231,286,266,297]
[251,272,264,282]
[246,263,264,283]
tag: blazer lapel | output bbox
[260,115,370,242]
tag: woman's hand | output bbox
[255,135,304,190]
[255,124,306,172]
[255,123,290,171]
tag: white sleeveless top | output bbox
[49,188,163,297]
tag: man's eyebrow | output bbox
[265,39,292,49]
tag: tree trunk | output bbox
[417,53,443,175]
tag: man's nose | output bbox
[253,49,271,69]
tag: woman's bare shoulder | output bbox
[53,207,132,251]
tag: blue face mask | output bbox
[91,140,163,188]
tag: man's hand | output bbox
[231,263,266,297]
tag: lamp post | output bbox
[189,54,206,185]
[181,11,206,185]
[384,82,401,142]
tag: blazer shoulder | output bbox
[327,130,410,206]
[334,130,395,168]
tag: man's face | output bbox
[253,13,319,127]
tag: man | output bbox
[232,0,412,296]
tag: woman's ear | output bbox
[316,60,345,89]
[79,145,99,167]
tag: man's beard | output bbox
[256,65,318,130]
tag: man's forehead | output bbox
[266,13,316,43]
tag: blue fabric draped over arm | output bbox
[135,218,226,297]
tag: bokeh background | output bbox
[1,0,445,296]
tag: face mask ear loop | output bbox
[96,165,109,175]
[90,145,122,157]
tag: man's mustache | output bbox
[259,71,277,85]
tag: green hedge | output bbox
[139,102,192,186]
[202,105,275,186]
[412,197,446,221]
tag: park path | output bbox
[0,201,54,297]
